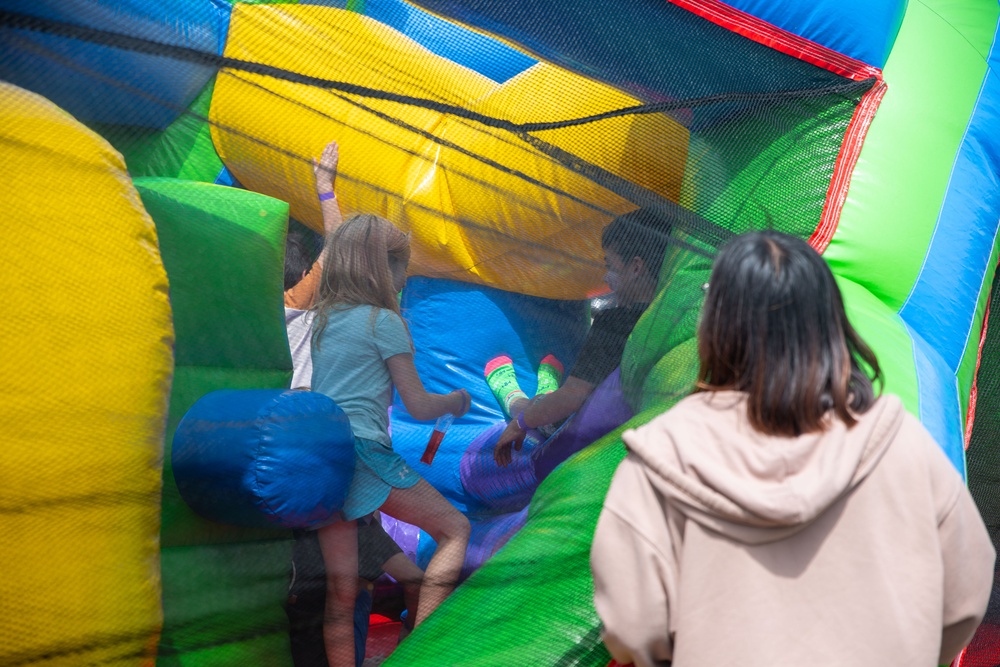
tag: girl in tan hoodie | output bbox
[591,231,995,667]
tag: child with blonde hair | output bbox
[310,213,471,666]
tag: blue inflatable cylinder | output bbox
[172,389,355,530]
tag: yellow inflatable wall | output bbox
[211,5,688,299]
[0,83,173,666]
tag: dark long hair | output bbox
[696,231,881,436]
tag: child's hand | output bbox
[313,140,339,194]
[450,389,471,417]
[493,419,525,467]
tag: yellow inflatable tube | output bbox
[211,5,688,299]
[0,83,173,666]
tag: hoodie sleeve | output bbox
[923,430,997,664]
[591,453,675,667]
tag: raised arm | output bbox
[386,353,470,422]
[312,140,344,236]
[286,141,345,309]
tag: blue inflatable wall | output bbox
[302,0,536,82]
[389,277,589,510]
[0,0,230,128]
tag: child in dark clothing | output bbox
[285,515,421,667]
[491,208,674,465]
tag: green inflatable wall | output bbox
[95,79,228,184]
[133,178,296,667]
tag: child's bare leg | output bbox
[317,519,359,667]
[382,552,423,620]
[380,480,470,624]
[381,552,423,638]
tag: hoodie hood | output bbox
[621,391,905,545]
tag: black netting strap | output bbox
[0,10,873,135]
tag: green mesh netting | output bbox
[0,4,879,667]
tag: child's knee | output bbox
[439,511,470,542]
[424,509,469,544]
[326,576,359,606]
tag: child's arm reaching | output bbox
[494,376,594,467]
[387,353,470,421]
[313,140,344,236]
[285,140,344,311]
[520,376,594,427]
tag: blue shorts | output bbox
[341,436,421,521]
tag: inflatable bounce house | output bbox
[2,0,999,665]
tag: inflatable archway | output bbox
[1,0,997,665]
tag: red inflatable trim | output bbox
[668,0,886,253]
[669,0,881,81]
[811,81,886,253]
[963,259,997,449]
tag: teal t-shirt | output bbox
[311,305,412,447]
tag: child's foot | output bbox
[536,354,564,396]
[484,355,527,419]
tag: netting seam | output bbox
[6,31,616,268]
[4,11,733,256]
[1,7,873,258]
[0,9,873,133]
[0,11,744,254]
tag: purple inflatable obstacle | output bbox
[379,513,420,564]
[459,422,546,512]
[533,368,633,481]
[460,369,633,512]
[461,507,529,579]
